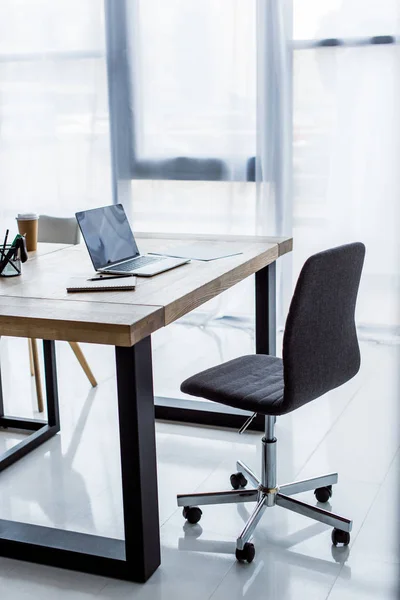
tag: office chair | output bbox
[177,242,365,563]
[28,216,97,412]
[36,215,80,245]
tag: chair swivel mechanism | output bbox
[177,243,366,563]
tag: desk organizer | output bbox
[0,244,22,276]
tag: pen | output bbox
[1,229,9,259]
[87,274,134,281]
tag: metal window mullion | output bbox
[293,34,400,51]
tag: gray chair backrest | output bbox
[281,242,365,413]
[38,215,80,245]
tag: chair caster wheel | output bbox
[314,485,332,503]
[182,506,202,524]
[230,472,248,490]
[235,542,255,563]
[331,528,350,546]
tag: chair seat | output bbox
[181,354,285,416]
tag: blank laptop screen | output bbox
[76,204,139,270]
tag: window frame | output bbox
[104,0,399,195]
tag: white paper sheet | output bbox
[149,243,243,261]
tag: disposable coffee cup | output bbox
[16,213,39,251]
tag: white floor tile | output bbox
[350,450,400,565]
[0,562,107,600]
[98,524,233,600]
[0,557,16,576]
[327,558,399,600]
[210,551,339,600]
[297,344,400,486]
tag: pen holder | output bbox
[0,245,21,277]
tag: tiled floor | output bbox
[0,326,399,599]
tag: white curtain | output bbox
[292,7,400,337]
[131,0,256,176]
[293,0,399,39]
[0,0,112,229]
[120,0,259,236]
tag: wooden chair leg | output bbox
[69,342,97,387]
[30,338,44,413]
[28,338,35,376]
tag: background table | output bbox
[0,234,292,582]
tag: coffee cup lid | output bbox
[16,213,39,220]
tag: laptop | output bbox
[76,204,190,276]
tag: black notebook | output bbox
[66,276,137,293]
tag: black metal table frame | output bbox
[0,262,276,582]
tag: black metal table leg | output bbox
[115,336,161,582]
[256,261,277,356]
[43,340,60,428]
[0,337,160,582]
[0,339,60,473]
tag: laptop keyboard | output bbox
[111,255,164,272]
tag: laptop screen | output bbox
[76,204,139,270]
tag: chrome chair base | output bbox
[177,417,352,556]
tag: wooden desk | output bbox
[0,234,292,582]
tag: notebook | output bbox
[66,276,137,293]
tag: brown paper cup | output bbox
[17,217,39,251]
